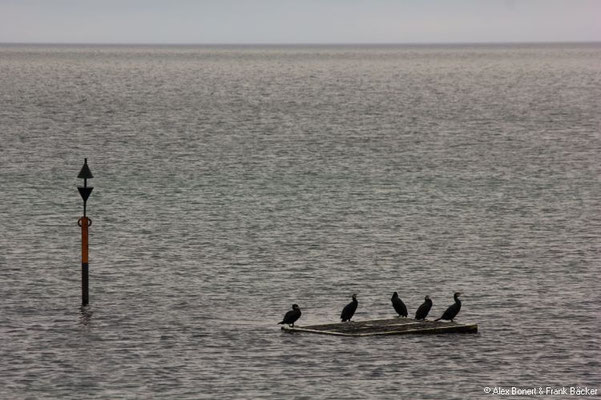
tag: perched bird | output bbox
[391,292,408,317]
[278,304,302,327]
[435,292,462,322]
[415,295,432,320]
[341,294,358,322]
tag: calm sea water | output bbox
[1,43,600,399]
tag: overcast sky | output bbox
[1,0,600,44]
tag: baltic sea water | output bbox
[1,43,600,399]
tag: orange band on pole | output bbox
[81,216,89,264]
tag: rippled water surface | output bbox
[1,44,600,399]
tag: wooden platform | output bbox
[281,317,478,337]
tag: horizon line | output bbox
[1,40,600,47]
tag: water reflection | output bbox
[79,306,93,327]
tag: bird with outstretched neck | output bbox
[278,304,301,327]
[391,292,408,317]
[415,295,432,320]
[340,294,358,322]
[435,292,462,322]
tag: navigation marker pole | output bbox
[77,159,94,307]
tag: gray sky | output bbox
[1,0,600,44]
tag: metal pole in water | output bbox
[79,215,90,305]
[77,158,94,307]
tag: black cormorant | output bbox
[391,292,408,317]
[415,295,432,320]
[278,304,301,327]
[340,294,358,322]
[435,292,462,322]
